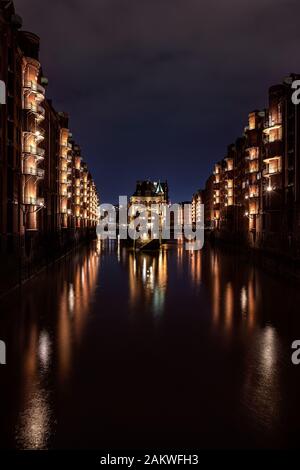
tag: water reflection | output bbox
[38,330,51,372]
[0,245,101,449]
[16,386,52,450]
[57,247,100,380]
[188,249,202,286]
[224,282,234,334]
[242,325,281,431]
[127,249,168,318]
[0,240,300,449]
[12,318,52,449]
[205,249,261,337]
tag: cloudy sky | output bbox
[14,0,300,203]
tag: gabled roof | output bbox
[155,181,164,194]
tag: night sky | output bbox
[14,0,300,203]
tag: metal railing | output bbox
[23,81,45,95]
[23,197,45,206]
[23,167,45,178]
[23,146,45,158]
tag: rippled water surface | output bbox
[1,240,300,449]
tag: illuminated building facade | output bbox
[204,74,300,255]
[129,180,169,238]
[0,1,23,255]
[191,190,204,224]
[212,162,222,230]
[0,1,99,292]
[242,110,265,245]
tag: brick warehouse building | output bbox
[200,74,300,259]
[0,1,99,293]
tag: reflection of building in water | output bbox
[210,251,221,326]
[15,243,100,449]
[128,250,168,317]
[208,249,258,334]
[242,325,281,431]
[188,249,202,286]
[224,282,234,333]
[58,246,100,380]
[16,319,53,449]
[177,241,184,268]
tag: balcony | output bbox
[247,166,259,174]
[245,147,259,161]
[34,128,45,142]
[263,156,282,177]
[24,81,45,96]
[23,167,45,178]
[23,196,45,206]
[265,140,283,159]
[263,118,282,134]
[24,102,45,119]
[263,168,281,178]
[23,145,45,159]
[36,105,45,120]
[249,192,259,199]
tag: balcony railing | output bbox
[35,128,45,138]
[23,197,45,206]
[24,81,45,96]
[23,145,45,159]
[23,167,45,178]
[264,117,282,131]
[37,105,45,118]
[24,102,45,117]
[263,167,281,177]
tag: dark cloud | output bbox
[14,0,300,202]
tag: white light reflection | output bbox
[241,286,248,315]
[38,331,51,372]
[68,283,75,313]
[16,388,52,450]
[242,325,280,431]
[142,257,147,282]
[261,325,276,373]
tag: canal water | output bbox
[0,240,300,449]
